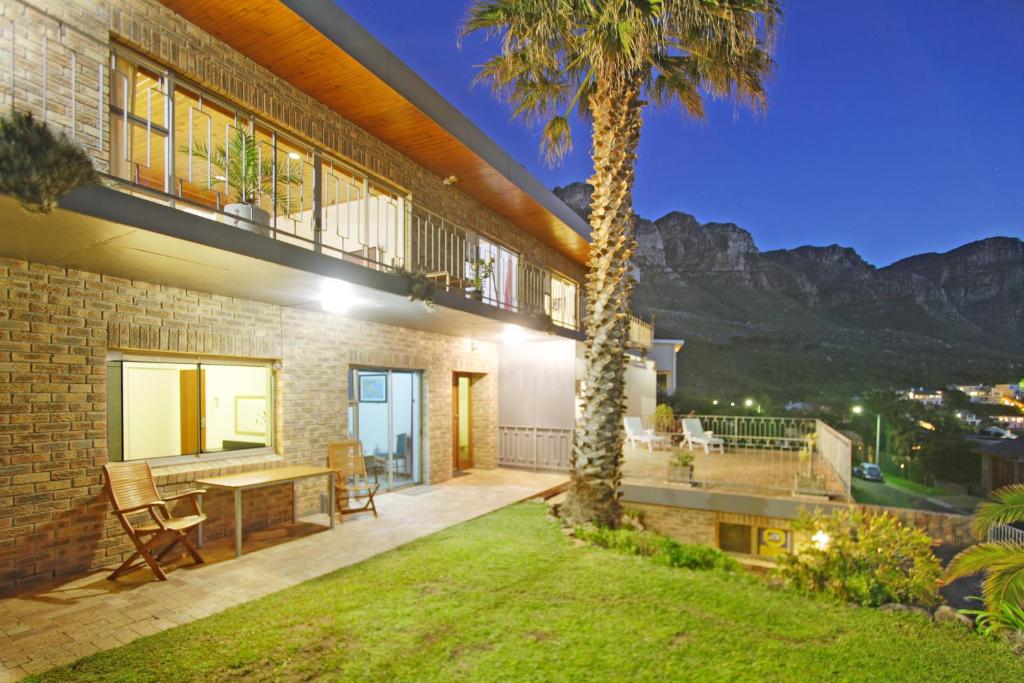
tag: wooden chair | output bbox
[328,440,379,521]
[102,461,207,581]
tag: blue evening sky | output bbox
[337,1,1024,266]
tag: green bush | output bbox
[777,508,942,608]
[575,525,739,572]
[0,111,98,213]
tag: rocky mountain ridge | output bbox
[553,182,1023,398]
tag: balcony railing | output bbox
[625,414,852,499]
[0,5,583,331]
[626,314,654,352]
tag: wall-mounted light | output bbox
[320,278,351,315]
[442,175,458,186]
[503,324,525,345]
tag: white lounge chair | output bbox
[681,418,724,454]
[624,416,670,452]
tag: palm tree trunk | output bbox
[562,75,644,528]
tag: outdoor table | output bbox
[196,465,336,557]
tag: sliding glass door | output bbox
[348,368,421,490]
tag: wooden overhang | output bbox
[157,0,591,265]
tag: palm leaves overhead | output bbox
[946,485,1024,612]
[463,0,780,164]
[464,0,779,527]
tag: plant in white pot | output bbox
[185,129,303,236]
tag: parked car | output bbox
[853,463,884,482]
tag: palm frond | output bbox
[541,115,573,165]
[972,484,1024,537]
[945,542,1024,611]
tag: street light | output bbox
[852,405,882,465]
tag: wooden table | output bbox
[196,465,336,557]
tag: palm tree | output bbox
[945,484,1024,613]
[463,0,780,526]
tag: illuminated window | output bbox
[472,237,519,309]
[107,359,273,462]
[549,274,578,328]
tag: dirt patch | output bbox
[670,632,692,647]
[525,630,556,642]
[450,640,494,660]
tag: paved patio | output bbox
[621,444,847,498]
[0,468,566,681]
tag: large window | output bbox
[549,273,578,329]
[473,237,519,310]
[107,358,274,462]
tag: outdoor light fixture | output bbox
[320,278,351,314]
[811,530,831,551]
[852,405,863,415]
[744,398,754,407]
[503,324,526,345]
[712,399,719,406]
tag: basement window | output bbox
[107,357,274,463]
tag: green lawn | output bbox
[34,503,1022,682]
[885,474,948,498]
[851,478,926,509]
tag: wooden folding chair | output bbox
[328,440,379,521]
[102,461,207,581]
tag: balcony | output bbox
[626,314,654,353]
[623,415,852,500]
[0,8,582,333]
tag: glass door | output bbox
[349,368,421,490]
[453,373,472,470]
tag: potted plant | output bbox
[666,449,695,485]
[0,111,98,213]
[185,129,302,236]
[466,256,494,301]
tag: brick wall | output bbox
[0,258,499,591]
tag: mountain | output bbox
[553,182,1024,401]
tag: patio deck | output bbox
[621,443,848,500]
[0,468,566,681]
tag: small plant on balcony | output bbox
[666,448,694,484]
[467,256,494,301]
[393,266,437,311]
[0,111,98,213]
[185,129,303,233]
[654,404,676,434]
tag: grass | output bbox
[851,478,926,509]
[884,474,948,498]
[33,502,1023,682]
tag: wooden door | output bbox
[452,373,472,470]
[179,369,206,454]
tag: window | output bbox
[472,237,518,309]
[107,358,273,462]
[549,274,578,328]
[718,522,753,554]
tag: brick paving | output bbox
[0,469,566,681]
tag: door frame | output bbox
[349,367,422,489]
[452,372,473,470]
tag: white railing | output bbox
[988,524,1024,545]
[498,426,573,471]
[816,419,852,498]
[686,415,817,451]
[626,314,654,352]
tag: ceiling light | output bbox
[503,324,526,345]
[287,151,301,160]
[320,279,351,315]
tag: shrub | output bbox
[575,525,739,572]
[653,404,675,433]
[0,111,98,213]
[777,508,942,608]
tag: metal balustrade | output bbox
[498,425,573,471]
[0,3,584,332]
[627,314,654,352]
[988,524,1024,545]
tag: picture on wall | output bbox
[359,373,388,403]
[234,396,268,436]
